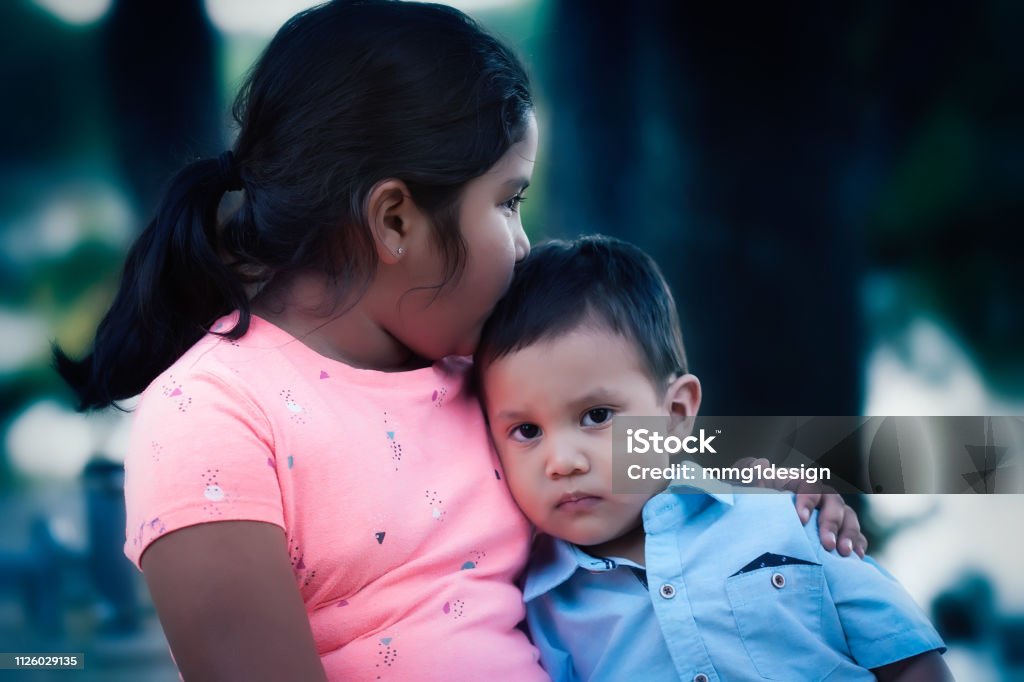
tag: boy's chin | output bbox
[544,527,616,550]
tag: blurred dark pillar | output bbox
[543,1,864,415]
[102,0,222,218]
[84,458,139,634]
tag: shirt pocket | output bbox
[725,562,842,681]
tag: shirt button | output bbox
[694,674,709,682]
[771,572,786,589]
[659,583,676,599]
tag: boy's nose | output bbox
[544,441,589,478]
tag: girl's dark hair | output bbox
[475,235,688,392]
[55,0,533,410]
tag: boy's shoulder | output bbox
[662,476,806,526]
[663,465,816,534]
[652,482,821,565]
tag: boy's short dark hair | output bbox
[475,235,688,390]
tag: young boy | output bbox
[475,236,949,681]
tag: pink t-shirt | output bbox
[124,313,547,681]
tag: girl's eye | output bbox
[511,423,541,442]
[581,408,613,427]
[502,193,527,213]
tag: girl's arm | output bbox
[733,457,868,557]
[142,521,327,682]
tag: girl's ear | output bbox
[664,374,702,435]
[366,179,429,264]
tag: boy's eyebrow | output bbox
[493,388,620,422]
[494,408,530,422]
[571,388,619,408]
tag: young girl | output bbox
[56,2,865,680]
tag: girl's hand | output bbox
[732,457,868,558]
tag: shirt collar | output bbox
[523,534,648,602]
[522,534,582,603]
[523,470,735,602]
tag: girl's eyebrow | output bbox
[501,177,531,192]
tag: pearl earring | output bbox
[396,247,405,256]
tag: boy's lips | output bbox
[556,492,601,510]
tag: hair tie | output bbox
[217,151,243,191]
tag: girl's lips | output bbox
[556,494,601,510]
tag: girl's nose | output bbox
[514,223,531,263]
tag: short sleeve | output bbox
[806,513,946,669]
[123,368,286,569]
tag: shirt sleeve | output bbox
[806,512,946,669]
[123,367,286,569]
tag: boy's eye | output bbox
[581,408,613,427]
[511,423,541,442]
[501,193,527,213]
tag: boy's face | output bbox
[483,326,699,559]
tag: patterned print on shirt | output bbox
[132,517,167,548]
[425,490,446,521]
[461,550,486,570]
[287,538,306,572]
[383,411,404,470]
[160,376,193,413]
[442,599,465,619]
[376,635,398,679]
[279,388,310,424]
[202,469,229,515]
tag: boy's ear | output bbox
[664,373,702,436]
[366,179,429,265]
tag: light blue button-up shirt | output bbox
[523,485,945,681]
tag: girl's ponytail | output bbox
[54,153,250,411]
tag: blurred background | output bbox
[1,0,1021,679]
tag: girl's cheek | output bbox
[480,241,517,303]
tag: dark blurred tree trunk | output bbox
[543,1,865,415]
[102,0,222,218]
